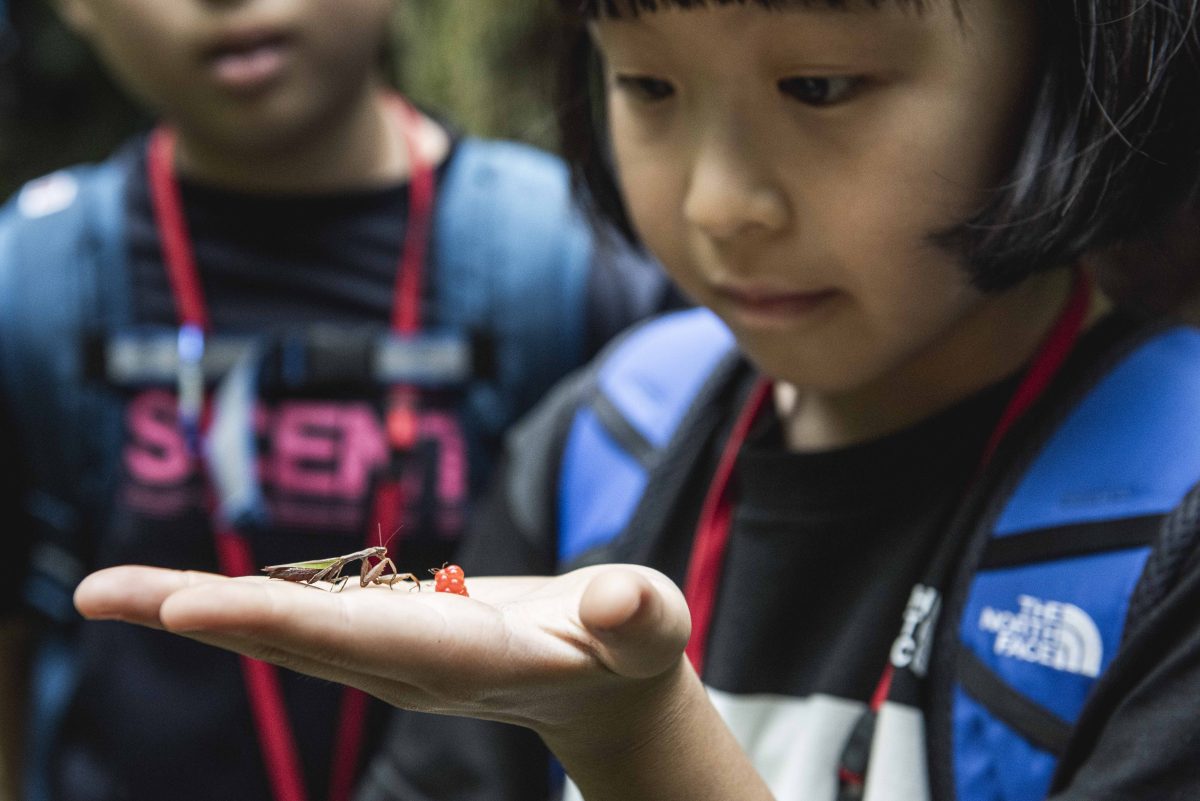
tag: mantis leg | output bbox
[310,561,348,589]
[362,558,420,591]
[396,573,421,591]
[360,555,383,588]
[361,556,398,588]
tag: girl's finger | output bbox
[74,566,228,629]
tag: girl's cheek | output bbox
[609,109,711,287]
[612,152,682,239]
[628,181,687,255]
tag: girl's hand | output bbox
[75,564,773,800]
[73,564,691,747]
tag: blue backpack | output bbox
[0,137,602,801]
[557,308,1200,801]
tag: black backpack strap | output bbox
[1123,480,1200,637]
[1049,477,1200,793]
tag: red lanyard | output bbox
[683,270,1093,676]
[146,96,435,801]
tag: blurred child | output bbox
[0,1,675,800]
[74,2,1200,801]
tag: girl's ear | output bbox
[50,0,98,39]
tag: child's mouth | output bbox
[206,33,291,93]
[716,285,841,327]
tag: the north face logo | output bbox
[978,594,1103,678]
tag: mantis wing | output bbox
[262,557,342,572]
[262,558,347,583]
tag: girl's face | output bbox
[594,1,1049,398]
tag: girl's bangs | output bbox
[560,0,930,18]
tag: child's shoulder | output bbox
[440,135,577,227]
[590,307,736,398]
[0,141,139,337]
[448,135,568,184]
[509,308,738,450]
[0,138,138,237]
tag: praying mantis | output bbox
[261,545,420,592]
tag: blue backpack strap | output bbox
[0,155,133,801]
[433,139,593,454]
[557,308,737,564]
[0,158,132,618]
[952,326,1200,801]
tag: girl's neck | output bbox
[170,85,449,194]
[776,269,1111,452]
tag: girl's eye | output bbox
[613,74,676,102]
[778,76,861,107]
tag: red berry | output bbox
[434,565,468,596]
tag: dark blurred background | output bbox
[0,0,563,199]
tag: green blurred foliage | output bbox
[0,0,563,198]
[392,0,563,150]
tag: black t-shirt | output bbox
[3,135,678,801]
[703,384,1011,702]
[356,313,1200,801]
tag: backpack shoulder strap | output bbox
[1,155,133,801]
[432,138,593,437]
[948,324,1200,801]
[557,308,738,565]
[0,155,132,620]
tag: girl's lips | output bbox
[205,32,292,93]
[715,285,842,326]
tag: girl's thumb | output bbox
[579,567,691,679]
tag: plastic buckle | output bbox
[176,324,205,455]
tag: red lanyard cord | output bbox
[213,532,309,801]
[147,130,210,332]
[383,97,433,455]
[146,96,435,801]
[977,271,1092,471]
[390,96,433,337]
[682,378,773,672]
[683,269,1094,680]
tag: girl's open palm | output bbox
[73,564,692,735]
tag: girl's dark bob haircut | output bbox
[555,0,1200,292]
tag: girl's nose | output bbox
[683,137,789,242]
